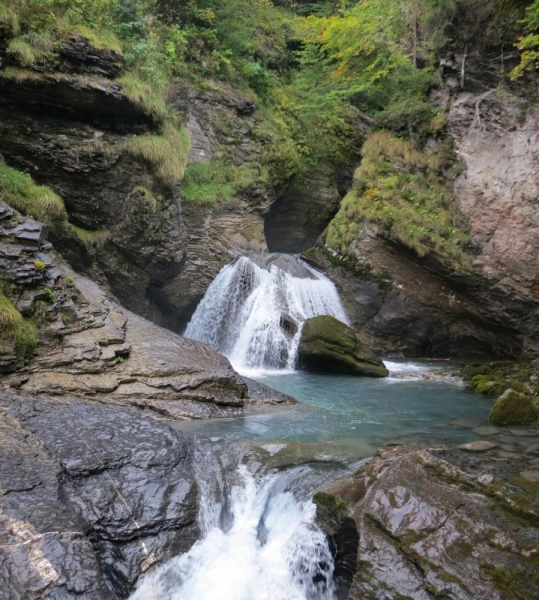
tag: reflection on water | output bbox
[175,362,494,458]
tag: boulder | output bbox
[489,389,538,426]
[297,315,388,377]
[0,391,201,598]
[316,444,539,600]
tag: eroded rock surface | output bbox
[0,390,200,599]
[317,444,539,600]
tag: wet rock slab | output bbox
[0,390,200,599]
[317,444,539,600]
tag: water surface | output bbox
[176,361,493,459]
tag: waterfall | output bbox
[129,465,336,600]
[184,254,348,375]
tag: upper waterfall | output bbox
[184,254,349,375]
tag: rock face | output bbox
[316,444,539,600]
[297,315,389,377]
[0,200,293,417]
[489,389,538,426]
[302,67,539,358]
[0,390,200,599]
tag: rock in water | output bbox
[489,389,538,426]
[297,315,388,377]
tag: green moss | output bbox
[325,132,470,272]
[509,477,539,498]
[0,164,68,232]
[14,320,38,359]
[489,389,538,426]
[299,315,389,377]
[121,121,190,187]
[481,563,539,599]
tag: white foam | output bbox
[130,466,335,600]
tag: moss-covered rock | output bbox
[489,389,538,426]
[297,315,388,377]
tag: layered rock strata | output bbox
[0,200,293,417]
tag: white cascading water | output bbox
[129,465,336,600]
[184,254,349,374]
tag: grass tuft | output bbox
[0,164,68,232]
[0,293,23,336]
[0,3,20,34]
[71,225,110,249]
[6,31,55,66]
[122,121,190,187]
[15,320,38,359]
[117,74,168,122]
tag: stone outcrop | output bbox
[0,390,201,599]
[316,444,539,600]
[297,315,388,377]
[0,200,294,417]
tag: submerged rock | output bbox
[297,315,388,377]
[489,389,538,426]
[317,444,539,600]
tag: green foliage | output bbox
[182,160,269,205]
[0,164,68,231]
[15,320,38,358]
[34,260,46,271]
[325,132,470,270]
[121,120,190,186]
[512,0,539,78]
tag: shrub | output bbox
[0,164,68,232]
[34,260,46,271]
[182,160,269,205]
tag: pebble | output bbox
[458,441,498,452]
[450,419,484,429]
[477,473,494,486]
[508,428,538,437]
[473,426,500,437]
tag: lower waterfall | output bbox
[184,254,348,374]
[130,465,336,600]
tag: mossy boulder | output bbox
[489,389,538,426]
[297,315,388,377]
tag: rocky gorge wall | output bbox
[1,36,538,358]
